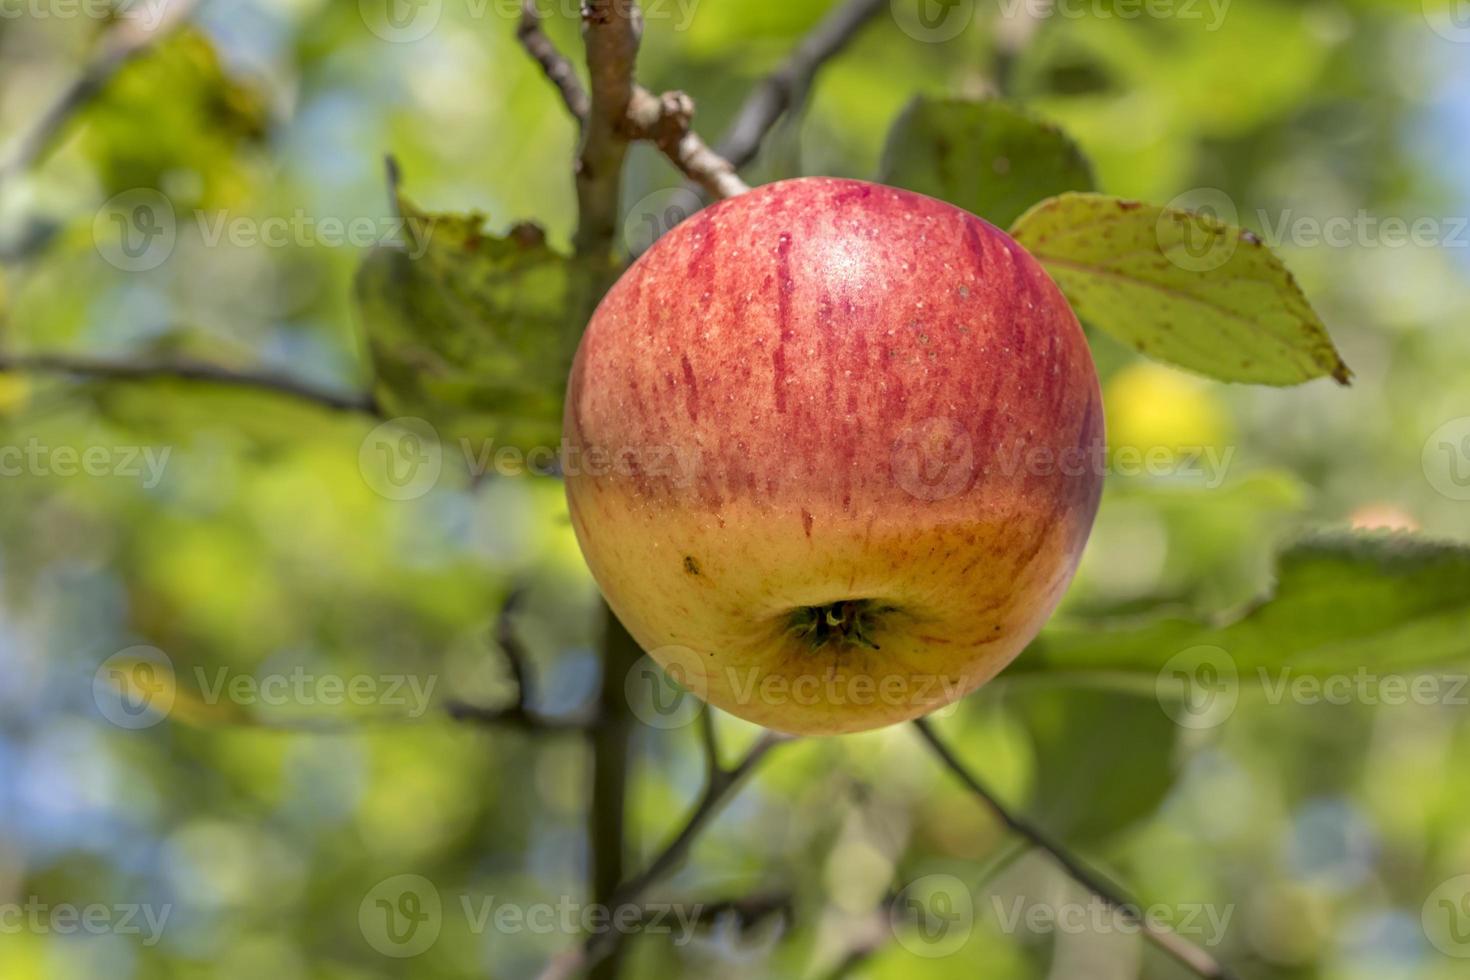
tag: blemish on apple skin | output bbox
[683,555,701,575]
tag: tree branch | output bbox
[714,0,887,170]
[538,729,790,979]
[573,0,642,257]
[0,0,201,185]
[0,351,381,416]
[518,0,591,123]
[627,89,750,200]
[519,5,747,201]
[584,605,643,980]
[912,718,1238,980]
[443,700,591,734]
[495,588,534,713]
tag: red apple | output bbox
[564,177,1104,735]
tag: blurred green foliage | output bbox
[1,1,1470,979]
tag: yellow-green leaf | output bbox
[1011,192,1350,386]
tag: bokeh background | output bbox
[2,0,1470,977]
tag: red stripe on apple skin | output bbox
[564,177,1104,735]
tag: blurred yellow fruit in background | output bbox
[0,373,31,417]
[1105,362,1232,460]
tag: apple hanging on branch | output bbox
[564,177,1105,735]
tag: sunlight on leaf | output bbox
[1011,192,1350,386]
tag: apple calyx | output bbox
[786,599,891,652]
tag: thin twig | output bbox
[819,840,1029,980]
[0,0,201,184]
[537,730,790,979]
[518,0,591,122]
[573,0,642,257]
[518,7,747,201]
[714,0,887,170]
[628,88,750,200]
[0,351,380,416]
[444,700,591,734]
[697,706,722,775]
[912,718,1238,980]
[495,589,534,713]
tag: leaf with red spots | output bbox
[1011,192,1351,386]
[878,97,1096,229]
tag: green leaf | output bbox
[354,188,585,449]
[1010,192,1350,387]
[1012,688,1176,846]
[1014,532,1470,682]
[878,97,1095,229]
